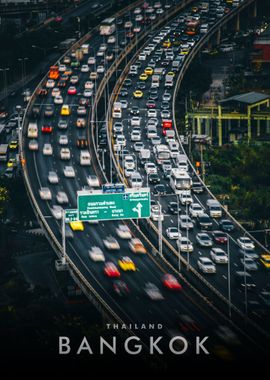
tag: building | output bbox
[251,26,270,72]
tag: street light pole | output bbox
[227,233,232,319]
[177,194,181,272]
[61,209,66,265]
[158,198,163,257]
[186,201,190,270]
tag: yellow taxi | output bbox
[163,40,171,48]
[69,221,84,231]
[139,73,148,81]
[144,67,153,76]
[9,140,18,149]
[129,238,146,254]
[7,158,17,168]
[133,90,143,98]
[166,71,175,77]
[118,256,136,272]
[61,104,71,116]
[260,254,270,269]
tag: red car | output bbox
[68,86,77,95]
[79,97,90,106]
[162,274,182,290]
[55,16,63,23]
[212,231,228,244]
[104,262,120,278]
[146,100,156,109]
[41,124,53,134]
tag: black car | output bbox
[137,81,146,90]
[161,101,170,109]
[149,90,158,100]
[192,182,204,194]
[130,106,140,115]
[119,88,128,97]
[99,138,107,148]
[124,78,132,87]
[148,173,160,184]
[113,280,129,297]
[168,202,180,215]
[219,219,235,232]
[163,169,171,179]
[196,213,213,230]
[154,184,166,196]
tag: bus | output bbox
[170,168,192,193]
[185,20,200,36]
[100,18,116,36]
[49,66,60,80]
[153,144,170,164]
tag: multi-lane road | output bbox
[20,0,270,360]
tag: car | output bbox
[139,73,148,81]
[167,202,179,215]
[76,138,88,149]
[192,182,204,194]
[39,187,52,200]
[259,291,270,306]
[107,35,116,43]
[196,232,213,247]
[28,139,39,151]
[260,254,270,270]
[51,205,63,219]
[103,236,120,250]
[113,281,129,297]
[240,257,258,271]
[177,237,193,252]
[90,72,99,80]
[131,116,141,126]
[43,143,53,156]
[81,64,90,72]
[37,88,48,96]
[79,97,89,106]
[146,100,156,109]
[88,57,96,65]
[130,106,140,115]
[153,184,166,195]
[44,106,54,117]
[210,248,228,264]
[77,106,86,115]
[86,175,100,188]
[239,248,259,260]
[196,213,213,230]
[48,171,59,184]
[104,262,120,278]
[61,105,71,116]
[63,166,75,178]
[54,95,63,104]
[237,237,255,250]
[189,203,204,218]
[179,215,194,230]
[166,227,180,240]
[144,67,154,75]
[60,148,70,160]
[118,256,136,272]
[46,79,55,88]
[161,110,171,119]
[144,282,164,300]
[219,219,235,232]
[235,271,256,289]
[56,191,68,204]
[41,124,53,134]
[131,130,141,141]
[136,81,146,90]
[133,90,144,99]
[134,142,144,152]
[179,191,193,205]
[212,231,228,244]
[51,87,60,97]
[97,65,105,74]
[67,86,77,95]
[145,162,157,174]
[151,136,161,145]
[59,135,68,145]
[58,120,68,129]
[84,81,94,89]
[151,205,164,222]
[162,274,182,290]
[83,89,93,97]
[7,158,17,168]
[148,173,160,184]
[69,221,84,231]
[129,238,146,254]
[8,140,18,150]
[162,92,171,101]
[89,247,105,262]
[70,75,79,84]
[116,224,132,239]
[197,257,216,274]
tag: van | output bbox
[169,141,179,158]
[130,172,143,188]
[27,122,38,138]
[80,150,91,166]
[176,154,188,171]
[206,199,222,218]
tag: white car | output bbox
[179,215,194,229]
[97,65,105,74]
[56,191,68,204]
[177,237,193,252]
[39,187,52,200]
[46,79,55,88]
[81,64,90,72]
[147,109,157,118]
[84,81,94,89]
[124,167,135,178]
[70,75,79,84]
[51,87,60,97]
[58,64,66,72]
[99,43,107,51]
[134,142,144,152]
[151,205,164,222]
[166,227,180,240]
[131,117,141,126]
[135,14,143,22]
[28,139,39,151]
[131,130,141,141]
[83,89,93,97]
[89,247,105,262]
[60,148,71,160]
[145,162,157,175]
[59,135,69,145]
[124,155,135,170]
[54,95,63,104]
[103,236,120,250]
[96,50,104,57]
[107,35,116,44]
[196,232,213,247]
[116,135,126,147]
[116,224,132,239]
[48,171,59,184]
[144,283,164,300]
[87,57,96,65]
[210,248,228,264]
[179,191,193,205]
[43,143,53,156]
[197,257,216,274]
[86,175,100,187]
[63,166,75,178]
[237,237,255,250]
[51,205,63,219]
[189,203,204,217]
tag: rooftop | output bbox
[220,92,270,105]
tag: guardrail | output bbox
[171,0,270,254]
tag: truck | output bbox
[49,66,60,80]
[0,144,9,162]
[165,74,174,88]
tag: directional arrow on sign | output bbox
[132,202,143,218]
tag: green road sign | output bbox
[65,209,78,222]
[77,188,151,222]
